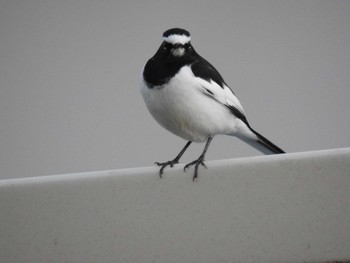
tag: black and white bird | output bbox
[140,28,285,180]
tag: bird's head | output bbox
[156,28,196,61]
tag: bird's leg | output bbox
[184,137,213,181]
[155,141,192,178]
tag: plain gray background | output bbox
[1,0,349,180]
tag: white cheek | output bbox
[172,47,185,57]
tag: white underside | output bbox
[140,66,255,142]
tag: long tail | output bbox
[238,127,285,155]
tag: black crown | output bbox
[163,28,190,38]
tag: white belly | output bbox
[140,66,238,142]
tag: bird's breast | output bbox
[141,66,236,142]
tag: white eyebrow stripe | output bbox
[163,34,191,45]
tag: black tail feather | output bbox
[250,128,285,154]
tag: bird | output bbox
[140,28,285,181]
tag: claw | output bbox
[153,141,192,179]
[184,155,207,181]
[155,160,178,178]
[153,138,212,181]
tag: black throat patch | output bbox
[143,56,186,88]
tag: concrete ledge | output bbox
[1,148,350,262]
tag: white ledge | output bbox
[1,148,350,262]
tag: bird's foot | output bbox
[154,159,179,178]
[184,154,207,181]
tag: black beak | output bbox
[173,43,183,49]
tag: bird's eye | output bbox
[185,43,192,50]
[163,43,172,50]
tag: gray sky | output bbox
[1,0,350,179]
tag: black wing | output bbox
[191,56,226,89]
[192,56,249,125]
